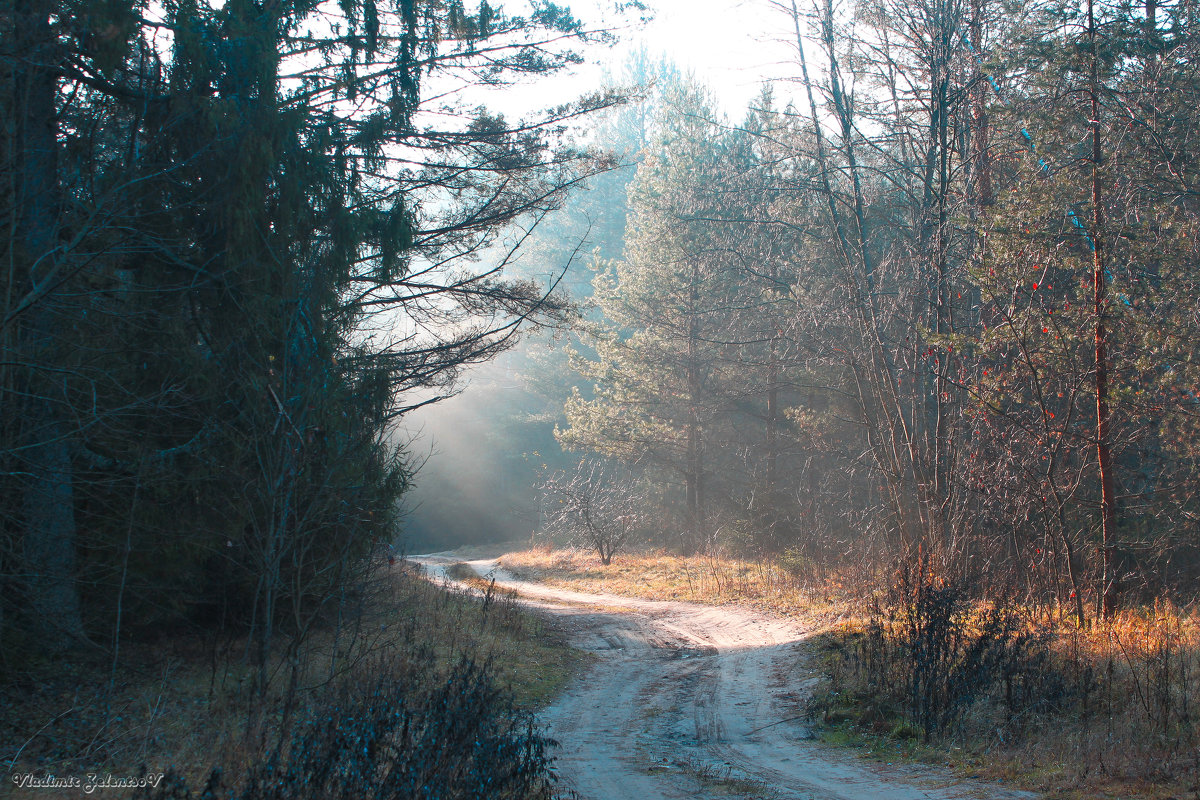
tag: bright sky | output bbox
[471,0,806,122]
[598,0,802,115]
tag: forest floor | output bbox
[413,549,1036,800]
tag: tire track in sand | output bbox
[413,554,1036,800]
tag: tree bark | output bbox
[1089,0,1119,619]
[13,0,84,647]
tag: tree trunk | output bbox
[13,0,84,647]
[684,262,706,555]
[1089,0,1119,619]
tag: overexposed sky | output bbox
[465,0,806,122]
[602,0,801,114]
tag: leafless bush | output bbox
[823,553,1059,740]
[540,460,642,565]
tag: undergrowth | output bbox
[140,657,556,800]
[810,557,1200,799]
[1,560,579,798]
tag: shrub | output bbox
[137,657,557,800]
[835,553,1059,740]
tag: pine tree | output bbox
[1,0,619,665]
[559,81,744,553]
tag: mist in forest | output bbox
[396,95,639,552]
[398,343,568,553]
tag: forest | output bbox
[422,0,1200,617]
[3,0,1199,796]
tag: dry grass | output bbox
[500,545,1200,799]
[0,560,581,796]
[999,606,1200,798]
[439,561,591,708]
[814,601,1200,800]
[499,545,856,627]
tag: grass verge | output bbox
[498,545,853,627]
[810,604,1200,800]
[1,559,582,797]
[438,560,590,708]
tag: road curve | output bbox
[412,554,1035,800]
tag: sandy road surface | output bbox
[412,554,1035,800]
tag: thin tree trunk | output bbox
[969,0,993,209]
[790,0,925,547]
[685,261,706,555]
[766,259,780,513]
[1089,0,1119,619]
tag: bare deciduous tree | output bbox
[541,460,641,565]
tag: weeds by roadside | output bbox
[1,561,580,798]
[139,657,557,800]
[440,561,589,708]
[809,558,1200,799]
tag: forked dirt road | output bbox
[413,554,1035,800]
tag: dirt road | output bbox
[413,555,1034,800]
